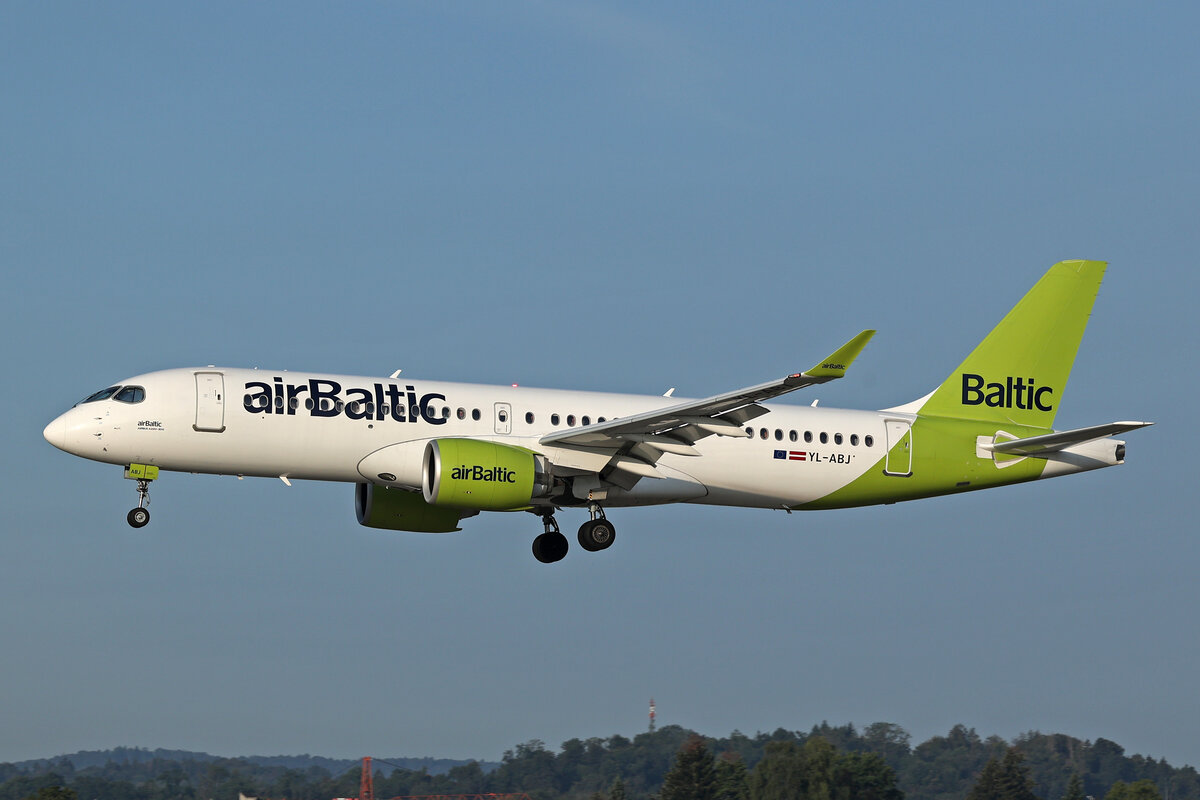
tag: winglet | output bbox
[801,330,875,379]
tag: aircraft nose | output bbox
[43,414,68,451]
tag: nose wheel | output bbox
[127,478,151,528]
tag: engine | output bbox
[355,482,467,532]
[422,438,553,510]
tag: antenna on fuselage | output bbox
[390,369,402,378]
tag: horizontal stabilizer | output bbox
[985,421,1153,456]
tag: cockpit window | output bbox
[114,386,145,404]
[82,386,122,403]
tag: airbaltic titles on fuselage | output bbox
[243,378,448,424]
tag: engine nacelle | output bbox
[422,439,552,510]
[355,482,467,533]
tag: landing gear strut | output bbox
[577,503,616,552]
[127,479,151,528]
[531,508,568,564]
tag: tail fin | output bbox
[916,260,1106,428]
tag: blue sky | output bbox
[3,0,1198,770]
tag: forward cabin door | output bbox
[194,371,226,432]
[883,419,912,476]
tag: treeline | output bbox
[2,723,1197,800]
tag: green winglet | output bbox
[805,330,876,378]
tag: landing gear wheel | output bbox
[578,518,616,552]
[127,507,150,528]
[532,531,569,563]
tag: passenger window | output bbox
[498,410,508,422]
[746,427,754,437]
[582,416,591,426]
[551,413,560,426]
[789,430,798,442]
[274,396,284,410]
[597,417,606,423]
[457,408,466,420]
[774,429,783,441]
[442,407,450,419]
[834,433,843,445]
[525,412,535,424]
[567,414,576,426]
[804,431,813,443]
[759,428,768,439]
[410,404,420,418]
[819,432,828,444]
[865,435,874,447]
[472,408,481,421]
[850,434,859,446]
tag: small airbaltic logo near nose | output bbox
[450,465,517,483]
[961,373,1054,411]
[137,420,164,429]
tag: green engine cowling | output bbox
[422,438,552,510]
[355,482,467,533]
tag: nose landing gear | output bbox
[123,463,158,528]
[127,480,151,528]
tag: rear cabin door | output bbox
[883,419,912,476]
[194,371,226,432]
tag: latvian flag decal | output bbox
[774,450,806,461]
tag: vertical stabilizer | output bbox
[917,260,1105,428]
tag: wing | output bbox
[538,331,875,488]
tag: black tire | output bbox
[532,531,569,563]
[127,508,150,528]
[578,518,616,552]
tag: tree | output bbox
[967,749,1038,800]
[967,757,1006,800]
[832,752,903,800]
[1106,779,1163,800]
[610,776,627,800]
[23,788,77,800]
[661,735,717,800]
[749,741,809,800]
[1063,772,1085,800]
[715,753,748,800]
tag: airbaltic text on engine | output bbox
[451,465,518,482]
[960,373,1053,411]
[243,379,447,423]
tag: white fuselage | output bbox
[44,367,900,510]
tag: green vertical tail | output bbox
[917,260,1106,428]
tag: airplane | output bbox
[44,260,1150,563]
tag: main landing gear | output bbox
[127,479,151,528]
[530,504,617,564]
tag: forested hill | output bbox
[4,750,488,779]
[1,723,1197,800]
